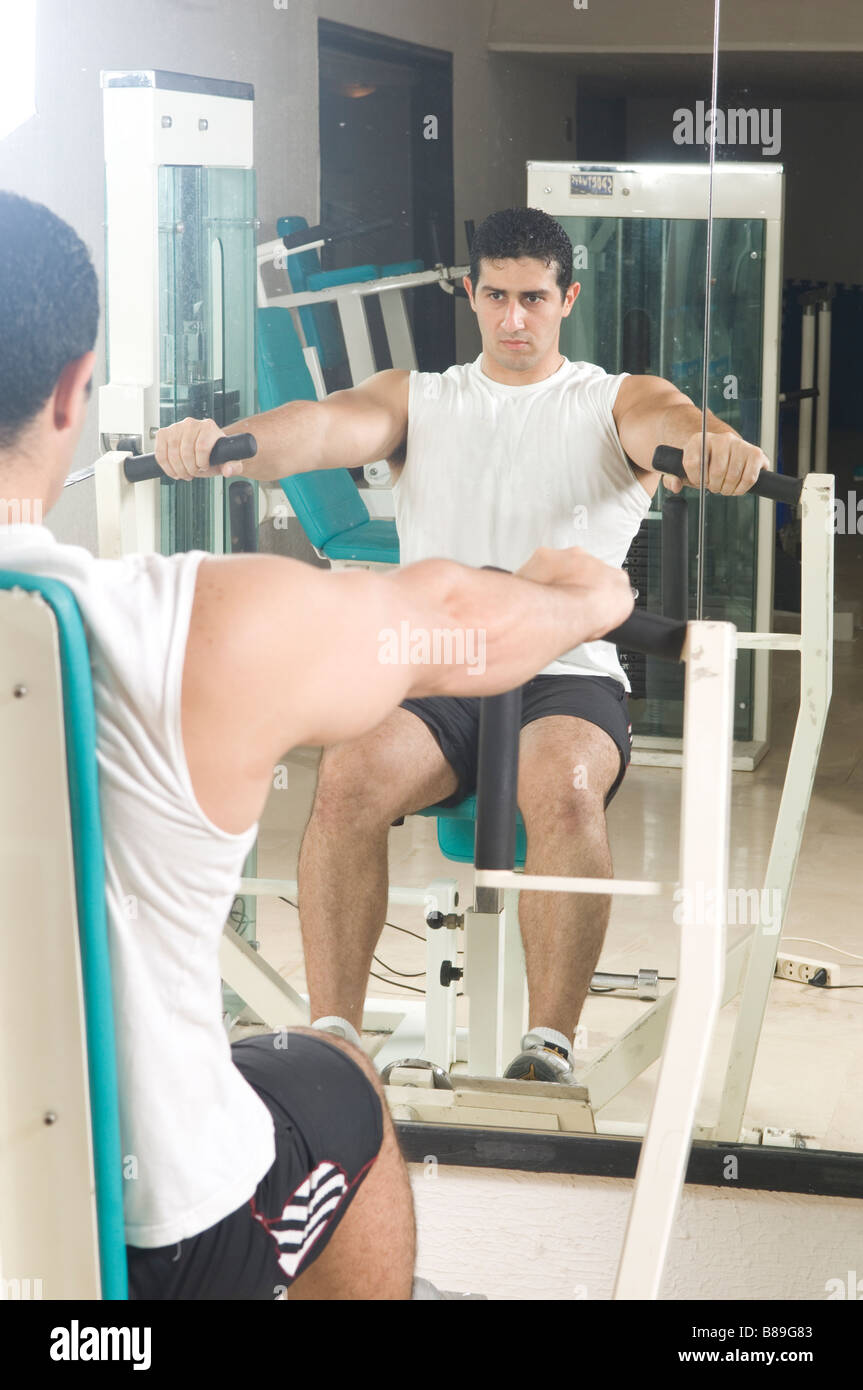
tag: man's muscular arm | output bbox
[155,369,410,483]
[613,374,770,496]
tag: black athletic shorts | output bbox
[126,1032,383,1300]
[401,673,633,809]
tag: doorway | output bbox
[318,19,455,372]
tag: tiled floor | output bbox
[245,529,863,1156]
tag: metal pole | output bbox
[815,295,833,473]
[798,305,816,478]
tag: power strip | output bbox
[775,953,841,987]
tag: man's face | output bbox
[465,257,580,374]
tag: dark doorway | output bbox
[318,20,455,372]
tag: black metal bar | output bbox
[281,217,393,253]
[779,387,819,406]
[661,493,689,622]
[474,688,523,873]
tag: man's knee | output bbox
[312,743,405,826]
[521,786,608,838]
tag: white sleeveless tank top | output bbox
[0,525,275,1248]
[395,357,652,687]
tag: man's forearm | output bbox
[386,558,632,700]
[656,401,739,456]
[224,401,326,482]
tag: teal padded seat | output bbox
[379,259,424,278]
[305,260,424,292]
[256,308,400,566]
[415,796,528,869]
[306,264,381,291]
[0,571,128,1299]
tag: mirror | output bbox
[1,0,857,1180]
[707,27,863,1157]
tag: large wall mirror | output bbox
[1,0,859,1233]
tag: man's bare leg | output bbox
[286,1029,415,1300]
[517,717,622,1040]
[298,708,458,1035]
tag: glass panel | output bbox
[157,165,258,555]
[557,214,701,738]
[556,211,761,742]
[702,216,767,740]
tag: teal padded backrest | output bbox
[257,307,318,411]
[256,308,372,547]
[275,216,323,294]
[275,216,346,372]
[0,572,128,1300]
[280,471,372,549]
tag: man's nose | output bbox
[501,300,525,331]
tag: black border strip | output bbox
[101,70,254,100]
[319,17,453,69]
[397,1124,863,1200]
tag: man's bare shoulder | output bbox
[185,554,335,670]
[180,555,327,829]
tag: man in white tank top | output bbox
[2,193,651,1299]
[161,209,769,1090]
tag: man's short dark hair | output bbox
[469,208,574,299]
[0,192,99,450]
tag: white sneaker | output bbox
[504,1032,576,1084]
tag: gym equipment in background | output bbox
[99,68,262,1012]
[100,69,259,558]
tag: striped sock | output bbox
[526,1026,573,1059]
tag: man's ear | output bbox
[463,275,477,310]
[52,351,96,433]
[561,282,581,318]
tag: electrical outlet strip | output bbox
[775,953,841,987]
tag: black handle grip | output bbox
[606,609,688,662]
[123,434,258,484]
[653,445,804,506]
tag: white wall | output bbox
[0,0,580,549]
[411,1164,863,1301]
